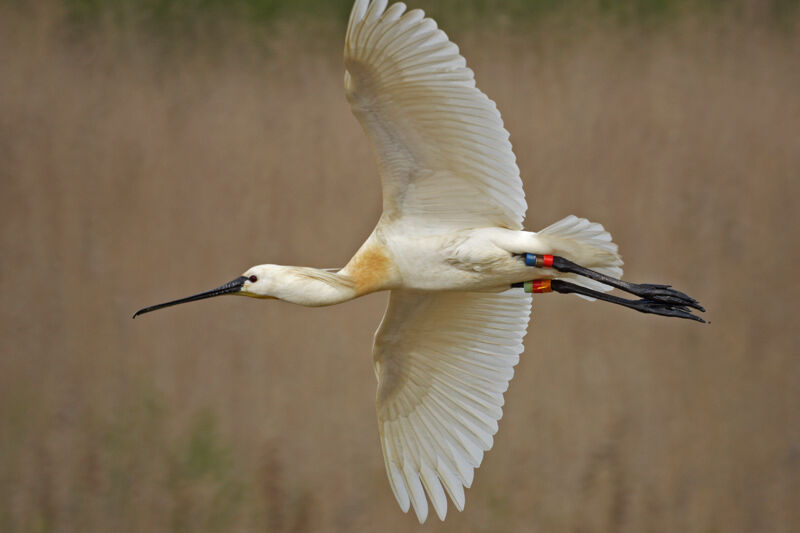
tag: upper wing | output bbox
[344,0,526,232]
[373,289,532,522]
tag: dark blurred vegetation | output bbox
[7,0,800,30]
[1,0,799,531]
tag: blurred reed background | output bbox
[1,0,798,531]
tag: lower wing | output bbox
[372,289,532,522]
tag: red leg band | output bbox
[543,255,554,267]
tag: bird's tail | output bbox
[537,215,623,296]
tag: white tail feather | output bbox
[538,215,624,299]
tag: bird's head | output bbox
[132,264,284,318]
[239,264,285,299]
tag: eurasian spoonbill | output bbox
[134,0,704,522]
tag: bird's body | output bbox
[246,222,619,307]
[372,228,526,291]
[134,0,704,523]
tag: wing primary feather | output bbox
[420,463,448,521]
[425,393,493,456]
[416,402,479,485]
[381,424,412,512]
[367,4,409,58]
[436,457,466,511]
[364,0,388,24]
[346,0,369,42]
[411,404,467,482]
[402,452,429,523]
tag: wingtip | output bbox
[348,0,370,27]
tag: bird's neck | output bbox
[270,238,395,306]
[274,267,358,307]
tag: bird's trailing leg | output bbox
[512,279,705,323]
[523,254,704,311]
[515,254,706,323]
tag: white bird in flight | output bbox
[135,0,704,522]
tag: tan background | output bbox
[1,4,798,532]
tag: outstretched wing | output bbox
[344,0,526,232]
[373,290,532,522]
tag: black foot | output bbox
[624,296,706,323]
[550,280,706,323]
[627,284,705,313]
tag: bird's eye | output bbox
[248,275,258,283]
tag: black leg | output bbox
[523,254,704,313]
[550,280,706,323]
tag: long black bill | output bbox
[133,276,248,319]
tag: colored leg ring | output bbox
[524,280,552,293]
[524,254,555,268]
